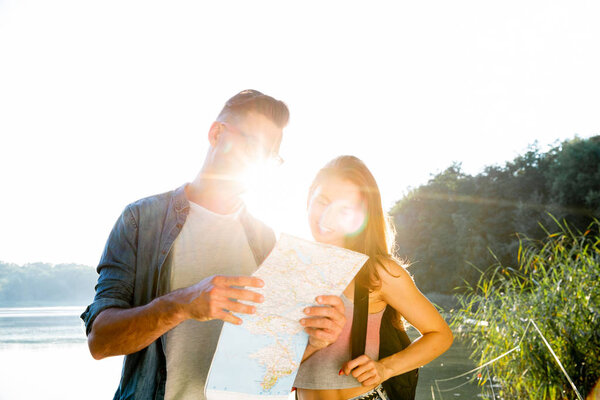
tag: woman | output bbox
[294,156,453,400]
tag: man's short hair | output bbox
[217,89,289,128]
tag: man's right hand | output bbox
[88,275,264,359]
[177,275,265,325]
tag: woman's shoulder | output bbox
[374,255,412,281]
[373,256,417,300]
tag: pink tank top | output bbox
[293,294,385,389]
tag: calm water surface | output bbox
[0,306,123,400]
[0,306,88,345]
[0,307,483,400]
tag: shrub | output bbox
[450,219,600,399]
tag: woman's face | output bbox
[308,176,367,247]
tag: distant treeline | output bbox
[0,262,97,307]
[391,135,600,294]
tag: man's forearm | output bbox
[87,291,185,360]
[87,274,267,359]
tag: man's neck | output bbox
[186,175,244,215]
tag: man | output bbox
[81,90,346,400]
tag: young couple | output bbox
[82,89,453,400]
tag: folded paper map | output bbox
[205,233,369,400]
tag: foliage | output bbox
[391,135,600,293]
[0,262,97,306]
[450,220,600,399]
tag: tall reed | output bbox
[450,218,600,399]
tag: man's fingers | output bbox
[301,316,337,330]
[214,309,242,325]
[303,327,337,343]
[221,286,264,303]
[213,275,264,288]
[223,299,257,315]
[200,298,255,323]
[312,295,345,322]
[316,295,343,309]
[187,275,265,322]
[304,305,341,319]
[304,305,345,326]
[303,327,328,338]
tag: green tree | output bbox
[390,136,600,294]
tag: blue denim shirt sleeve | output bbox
[81,204,138,335]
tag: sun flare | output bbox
[241,163,312,241]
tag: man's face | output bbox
[211,112,283,185]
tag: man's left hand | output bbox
[300,295,345,350]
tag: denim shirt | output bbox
[80,184,276,400]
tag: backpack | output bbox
[351,282,419,399]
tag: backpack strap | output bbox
[350,280,369,359]
[350,272,419,399]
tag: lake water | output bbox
[0,307,484,400]
[0,306,123,400]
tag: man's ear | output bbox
[208,121,222,146]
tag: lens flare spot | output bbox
[346,213,368,238]
[222,141,233,154]
[318,200,367,238]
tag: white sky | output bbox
[1,1,599,266]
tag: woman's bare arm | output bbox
[341,260,453,385]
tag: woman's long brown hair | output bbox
[309,156,406,327]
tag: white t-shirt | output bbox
[164,201,257,400]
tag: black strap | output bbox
[351,278,419,400]
[350,280,369,359]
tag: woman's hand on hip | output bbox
[340,355,389,387]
